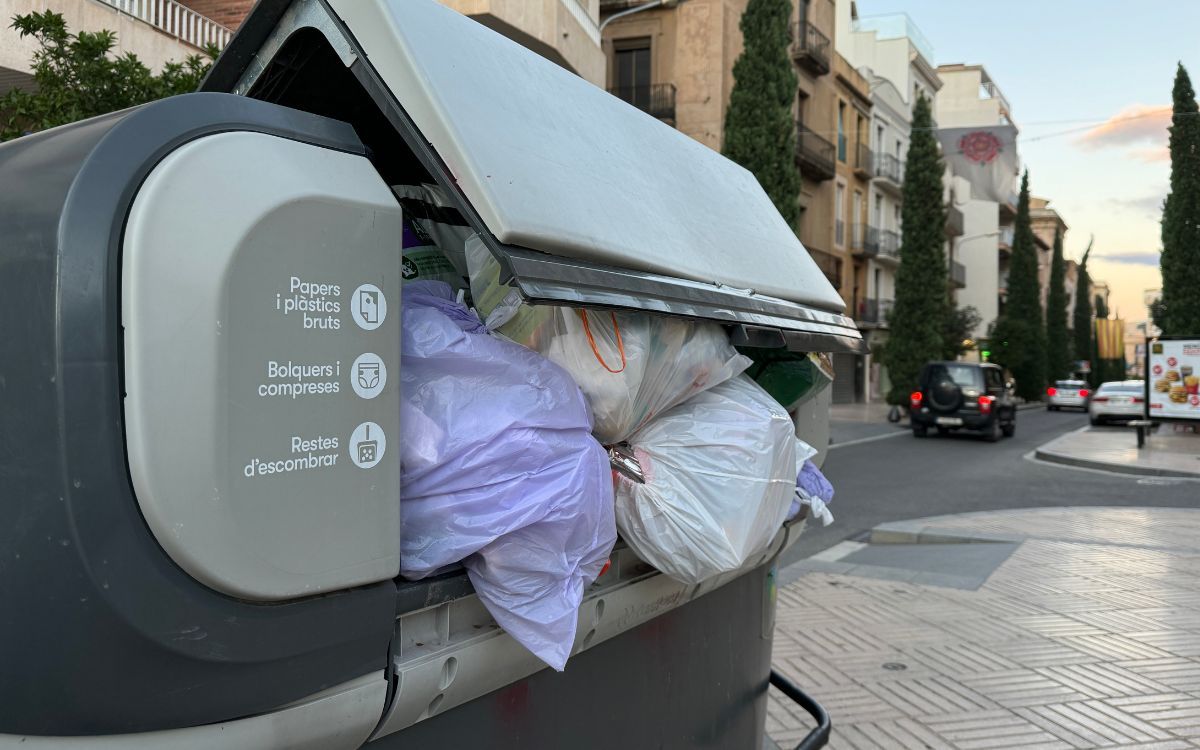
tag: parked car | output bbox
[1046,379,1090,411]
[910,362,1016,441]
[1089,380,1147,425]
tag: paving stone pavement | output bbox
[769,508,1200,749]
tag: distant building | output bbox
[833,2,940,401]
[1028,197,1068,310]
[1,0,234,98]
[935,63,1018,345]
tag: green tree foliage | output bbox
[1160,63,1200,335]
[882,95,947,404]
[942,305,982,361]
[1072,238,1094,367]
[722,0,800,226]
[0,11,217,141]
[989,171,1045,399]
[1150,297,1167,333]
[1044,229,1071,380]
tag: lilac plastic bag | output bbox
[400,282,616,670]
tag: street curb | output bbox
[1033,447,1200,479]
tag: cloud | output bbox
[1093,251,1161,266]
[1076,104,1171,150]
[1131,146,1170,162]
[1106,192,1167,219]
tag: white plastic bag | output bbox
[614,375,798,584]
[466,236,751,444]
[400,282,616,671]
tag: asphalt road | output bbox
[780,407,1199,567]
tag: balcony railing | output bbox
[946,205,964,238]
[100,0,232,49]
[998,226,1015,253]
[854,227,901,261]
[980,80,1012,117]
[795,124,836,181]
[609,83,677,125]
[858,298,894,325]
[873,152,903,186]
[877,229,901,260]
[854,143,872,176]
[791,21,831,75]
[951,260,967,288]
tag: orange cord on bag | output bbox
[580,309,626,373]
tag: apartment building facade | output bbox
[1029,196,1068,310]
[833,5,943,401]
[935,63,1018,345]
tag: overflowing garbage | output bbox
[397,190,837,669]
[399,281,615,671]
[612,375,798,584]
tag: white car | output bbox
[1088,381,1147,425]
[1047,379,1090,410]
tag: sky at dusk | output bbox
[855,0,1200,322]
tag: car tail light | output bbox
[1133,396,1144,404]
[1046,387,1057,397]
[978,395,994,414]
[1092,396,1108,403]
[1079,389,1090,398]
[910,391,923,408]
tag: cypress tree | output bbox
[1161,63,1200,335]
[722,0,800,227]
[882,95,948,404]
[1072,240,1093,375]
[990,171,1044,400]
[1045,228,1070,381]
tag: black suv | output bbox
[910,362,1016,441]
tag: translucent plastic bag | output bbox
[614,375,798,584]
[400,282,616,670]
[466,237,751,444]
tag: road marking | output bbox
[828,430,910,450]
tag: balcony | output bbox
[857,298,894,326]
[101,0,232,49]
[609,83,676,126]
[854,143,872,178]
[998,226,1015,257]
[945,205,964,238]
[873,152,903,192]
[980,80,1012,119]
[951,260,967,288]
[853,227,901,263]
[791,21,831,76]
[795,124,836,181]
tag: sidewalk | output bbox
[769,507,1200,749]
[1036,425,1200,478]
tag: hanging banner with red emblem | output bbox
[936,125,1019,204]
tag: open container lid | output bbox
[205,0,864,354]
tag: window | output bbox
[798,0,809,22]
[613,38,651,109]
[986,369,1005,390]
[835,183,846,246]
[876,124,884,151]
[837,102,847,162]
[873,268,881,298]
[874,194,882,228]
[893,205,901,232]
[895,138,902,159]
[852,191,863,245]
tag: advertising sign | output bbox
[1147,337,1200,421]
